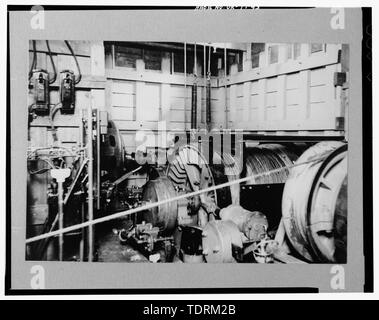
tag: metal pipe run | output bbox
[96,109,101,210]
[206,77,211,127]
[191,83,197,129]
[87,100,94,262]
[57,181,64,261]
[25,154,329,245]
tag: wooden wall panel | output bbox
[28,41,105,227]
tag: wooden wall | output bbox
[27,41,348,229]
[105,52,220,154]
[28,40,106,230]
[218,43,346,134]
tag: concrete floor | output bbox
[96,218,149,263]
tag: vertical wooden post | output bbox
[161,83,171,127]
[298,70,310,129]
[276,75,287,130]
[242,81,251,127]
[229,84,236,129]
[257,78,267,129]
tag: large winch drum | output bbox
[245,144,299,184]
[281,141,347,262]
[140,177,178,235]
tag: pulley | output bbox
[281,141,347,262]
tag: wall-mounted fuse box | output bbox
[59,70,76,114]
[31,69,50,114]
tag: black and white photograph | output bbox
[4,4,374,296]
[25,40,348,265]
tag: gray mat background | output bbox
[9,7,364,292]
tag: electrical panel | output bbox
[59,70,76,114]
[31,69,49,114]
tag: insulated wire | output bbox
[64,40,82,84]
[49,103,62,142]
[46,40,57,84]
[28,158,56,175]
[28,40,37,80]
[27,146,75,160]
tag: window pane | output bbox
[115,46,142,68]
[251,53,259,68]
[173,52,184,73]
[310,43,324,53]
[144,49,162,70]
[173,51,194,74]
[251,43,265,54]
[251,43,265,69]
[269,45,279,64]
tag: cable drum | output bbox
[140,177,178,235]
[281,141,347,262]
[245,144,299,184]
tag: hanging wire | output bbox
[49,103,62,142]
[27,146,75,160]
[28,158,56,175]
[28,40,37,80]
[64,40,82,84]
[45,40,57,84]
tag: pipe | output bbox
[191,83,197,129]
[204,45,207,126]
[25,154,330,245]
[206,77,211,127]
[194,43,197,76]
[112,166,143,186]
[191,43,198,129]
[224,44,228,129]
[79,201,85,261]
[79,108,85,261]
[96,109,101,210]
[87,101,94,262]
[57,180,64,261]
